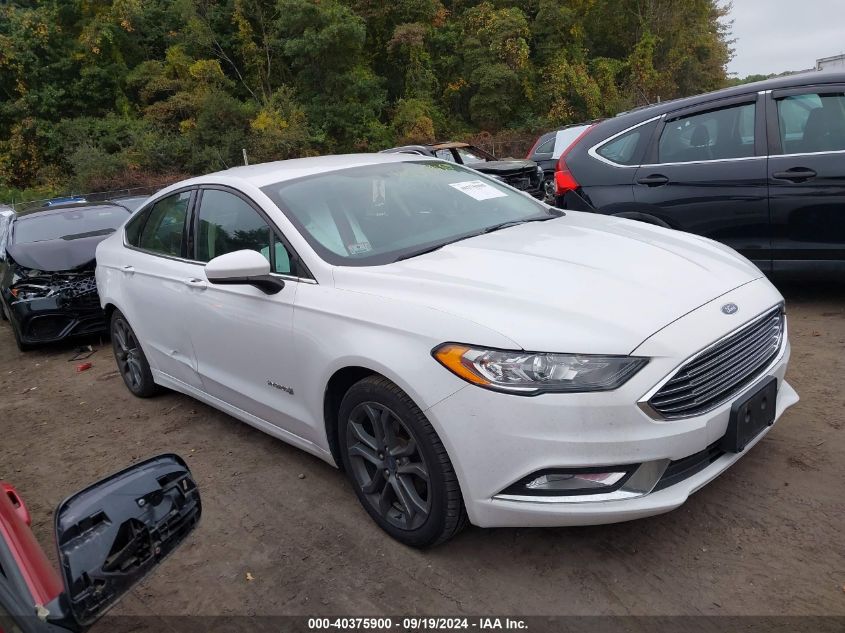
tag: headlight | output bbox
[432,343,648,395]
[9,283,54,301]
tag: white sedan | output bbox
[95,153,798,547]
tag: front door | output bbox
[766,85,845,271]
[184,187,312,439]
[633,96,771,271]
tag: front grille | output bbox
[652,440,725,492]
[503,169,541,191]
[648,305,784,418]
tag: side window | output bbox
[196,189,293,275]
[434,149,456,162]
[125,207,152,247]
[138,191,191,256]
[777,91,845,154]
[658,102,755,163]
[597,129,643,165]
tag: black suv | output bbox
[553,72,845,275]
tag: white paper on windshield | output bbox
[449,180,508,201]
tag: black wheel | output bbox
[110,310,158,397]
[9,315,33,351]
[339,375,467,547]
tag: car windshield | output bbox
[261,161,554,266]
[13,205,129,244]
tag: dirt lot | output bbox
[1,281,843,622]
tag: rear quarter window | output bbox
[596,129,643,165]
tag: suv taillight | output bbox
[553,124,593,196]
[554,161,580,195]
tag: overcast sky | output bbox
[724,0,845,77]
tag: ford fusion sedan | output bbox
[0,202,130,350]
[95,153,797,547]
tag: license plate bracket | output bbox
[720,377,778,453]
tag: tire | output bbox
[11,320,33,352]
[338,375,467,548]
[110,309,159,398]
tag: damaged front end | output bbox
[476,161,545,199]
[6,262,106,345]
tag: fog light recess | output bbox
[500,466,638,497]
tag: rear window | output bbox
[552,124,592,158]
[532,136,555,156]
[13,206,129,244]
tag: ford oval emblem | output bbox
[721,303,739,315]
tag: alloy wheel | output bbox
[345,402,432,530]
[112,317,144,391]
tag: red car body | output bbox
[0,482,63,609]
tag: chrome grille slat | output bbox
[651,328,780,401]
[678,316,781,379]
[660,333,779,397]
[651,341,780,412]
[648,306,784,418]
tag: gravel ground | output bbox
[1,281,842,625]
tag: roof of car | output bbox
[617,70,845,120]
[165,152,431,191]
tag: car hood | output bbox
[332,212,764,354]
[6,233,111,272]
[474,160,537,175]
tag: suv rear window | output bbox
[658,102,755,163]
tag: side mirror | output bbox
[205,249,285,295]
[52,454,201,630]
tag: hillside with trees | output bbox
[0,0,732,199]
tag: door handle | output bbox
[772,167,817,182]
[121,265,134,274]
[636,174,669,187]
[184,278,207,290]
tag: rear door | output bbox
[633,95,771,271]
[766,84,845,271]
[120,189,203,389]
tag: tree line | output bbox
[0,0,732,200]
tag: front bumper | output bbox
[425,279,799,528]
[7,293,106,345]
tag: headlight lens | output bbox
[432,343,648,395]
[9,283,54,301]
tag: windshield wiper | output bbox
[394,242,450,262]
[480,213,559,235]
[394,212,563,263]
